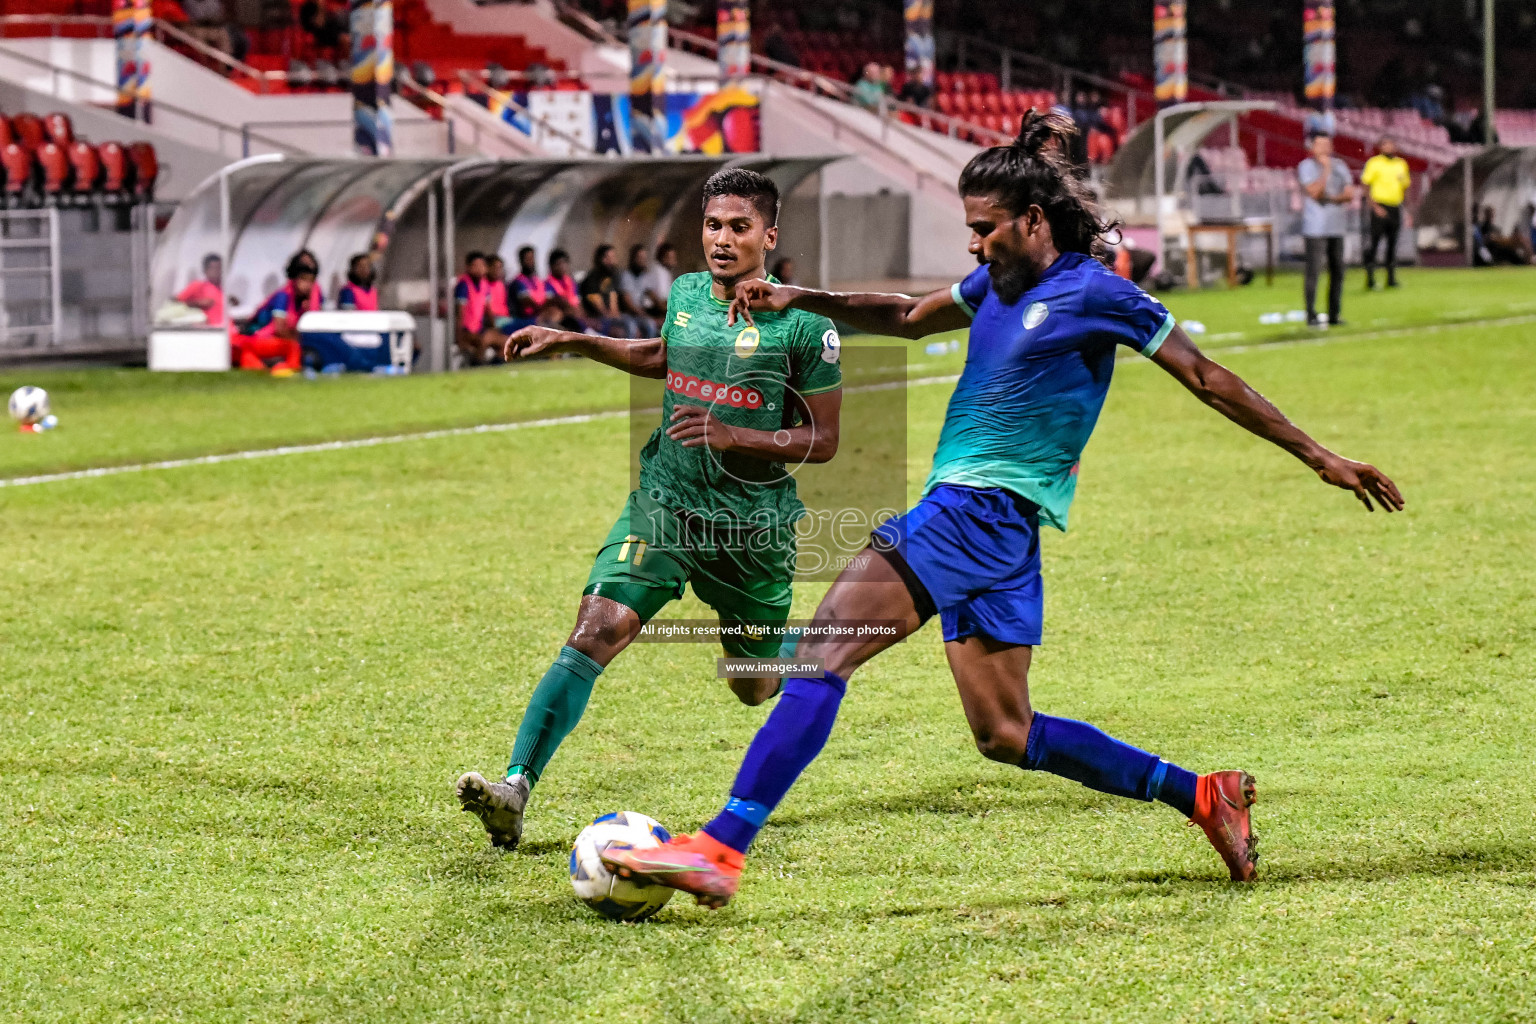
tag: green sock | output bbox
[506,645,605,784]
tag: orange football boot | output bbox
[600,831,745,909]
[1191,770,1259,881]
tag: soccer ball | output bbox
[569,811,676,922]
[8,386,49,425]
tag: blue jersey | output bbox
[927,252,1174,531]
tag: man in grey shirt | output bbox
[1298,131,1356,327]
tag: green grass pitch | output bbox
[2,268,1534,1022]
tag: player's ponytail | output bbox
[1012,109,1077,159]
[958,110,1119,259]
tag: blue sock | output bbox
[702,671,848,853]
[1023,713,1198,818]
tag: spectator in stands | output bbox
[511,245,547,321]
[763,26,800,68]
[851,63,885,111]
[1360,135,1411,290]
[298,0,347,54]
[897,73,933,109]
[617,244,663,334]
[543,248,585,331]
[1298,131,1356,328]
[579,244,638,337]
[454,251,511,365]
[771,257,797,285]
[336,253,379,310]
[176,253,225,327]
[182,0,232,55]
[235,251,320,374]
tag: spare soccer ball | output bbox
[569,811,676,922]
[8,386,49,425]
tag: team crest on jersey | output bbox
[734,326,760,357]
[820,328,841,364]
[1023,302,1049,329]
[673,311,692,329]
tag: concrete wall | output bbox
[0,40,450,161]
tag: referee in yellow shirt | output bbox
[1360,135,1411,289]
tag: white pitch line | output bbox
[0,409,628,489]
[3,313,1531,491]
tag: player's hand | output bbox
[666,404,737,452]
[727,279,793,328]
[503,326,566,361]
[1315,454,1404,512]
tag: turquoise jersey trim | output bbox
[1141,312,1175,357]
[951,282,976,318]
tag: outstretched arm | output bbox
[1151,327,1404,512]
[728,279,971,340]
[503,325,667,379]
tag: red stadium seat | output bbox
[934,92,955,116]
[0,117,12,149]
[1,142,32,206]
[977,92,1000,114]
[10,112,45,151]
[935,71,953,93]
[44,112,73,147]
[36,142,69,202]
[97,141,131,195]
[127,141,158,199]
[65,141,100,199]
[953,92,974,115]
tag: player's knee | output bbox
[728,675,779,707]
[972,715,1032,765]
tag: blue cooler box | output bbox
[296,311,416,372]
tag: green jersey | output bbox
[639,272,843,530]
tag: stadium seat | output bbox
[97,141,132,203]
[65,140,100,204]
[0,142,32,208]
[36,141,69,205]
[43,111,73,147]
[127,142,158,200]
[10,112,45,151]
[0,116,13,149]
[934,92,955,116]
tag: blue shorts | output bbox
[871,485,1044,646]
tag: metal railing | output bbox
[452,70,596,155]
[0,41,301,157]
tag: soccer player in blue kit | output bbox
[603,112,1405,906]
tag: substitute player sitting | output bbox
[603,113,1404,906]
[455,169,844,850]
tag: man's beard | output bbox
[986,256,1041,306]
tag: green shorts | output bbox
[584,489,795,658]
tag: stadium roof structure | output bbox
[152,154,837,371]
[1415,146,1536,263]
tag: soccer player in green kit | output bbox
[455,169,844,850]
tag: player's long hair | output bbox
[957,110,1118,258]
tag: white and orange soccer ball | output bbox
[569,811,676,921]
[8,386,49,425]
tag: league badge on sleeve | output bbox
[820,328,841,364]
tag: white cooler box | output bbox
[296,310,416,373]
